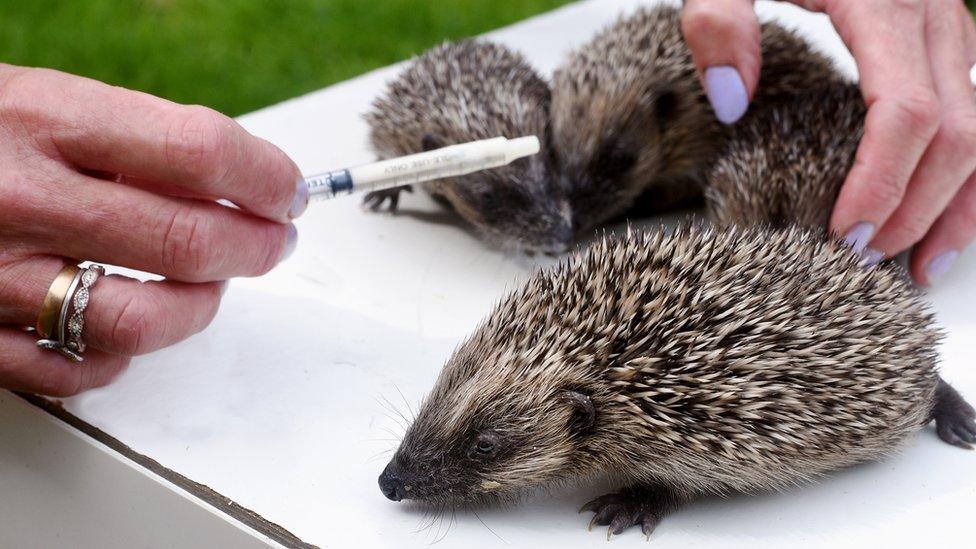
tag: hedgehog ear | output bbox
[421,133,445,152]
[562,390,596,433]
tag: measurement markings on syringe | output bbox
[386,153,507,186]
[304,136,539,199]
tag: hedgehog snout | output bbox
[378,461,412,502]
[526,198,574,256]
[541,220,574,255]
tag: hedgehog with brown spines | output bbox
[364,39,573,254]
[703,79,976,450]
[706,82,866,230]
[549,5,845,236]
[379,224,974,538]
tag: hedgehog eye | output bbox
[609,148,637,173]
[421,133,445,152]
[470,431,500,459]
[595,142,638,180]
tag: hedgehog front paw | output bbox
[579,489,665,540]
[363,185,413,213]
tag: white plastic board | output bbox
[49,1,976,547]
[0,392,286,549]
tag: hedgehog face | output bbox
[551,83,685,233]
[450,173,574,255]
[420,133,574,255]
[379,350,597,505]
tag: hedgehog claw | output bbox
[579,494,617,514]
[580,490,665,540]
[641,514,662,540]
[363,185,413,213]
[937,421,975,449]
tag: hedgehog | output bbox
[549,5,846,237]
[703,78,976,446]
[379,225,976,538]
[704,80,976,450]
[706,82,865,230]
[364,39,572,254]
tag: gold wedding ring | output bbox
[36,265,81,339]
[35,263,105,363]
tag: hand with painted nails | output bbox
[681,0,976,285]
[0,64,308,396]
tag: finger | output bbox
[1,168,296,283]
[6,68,306,222]
[681,0,761,124]
[0,327,129,397]
[826,0,941,246]
[910,172,976,286]
[0,255,226,356]
[869,0,976,257]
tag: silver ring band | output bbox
[66,265,104,354]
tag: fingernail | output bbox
[704,66,749,124]
[282,223,298,262]
[862,248,884,266]
[842,222,875,254]
[289,177,310,219]
[925,250,959,285]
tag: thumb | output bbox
[680,0,761,124]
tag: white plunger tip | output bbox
[506,136,541,161]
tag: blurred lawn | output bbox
[0,0,574,116]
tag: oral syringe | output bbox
[304,136,541,199]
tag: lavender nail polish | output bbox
[704,66,749,124]
[862,248,884,266]
[925,250,959,285]
[289,177,310,219]
[282,224,298,262]
[842,222,875,254]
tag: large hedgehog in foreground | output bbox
[379,225,975,538]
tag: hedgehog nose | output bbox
[379,463,407,502]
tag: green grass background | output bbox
[2,1,974,117]
[0,0,574,117]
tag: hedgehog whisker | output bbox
[365,450,395,464]
[380,394,412,428]
[472,508,506,544]
[377,413,407,436]
[377,425,404,440]
[431,502,449,545]
[392,383,417,421]
[374,397,409,432]
[414,507,435,535]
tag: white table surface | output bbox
[57,1,975,547]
